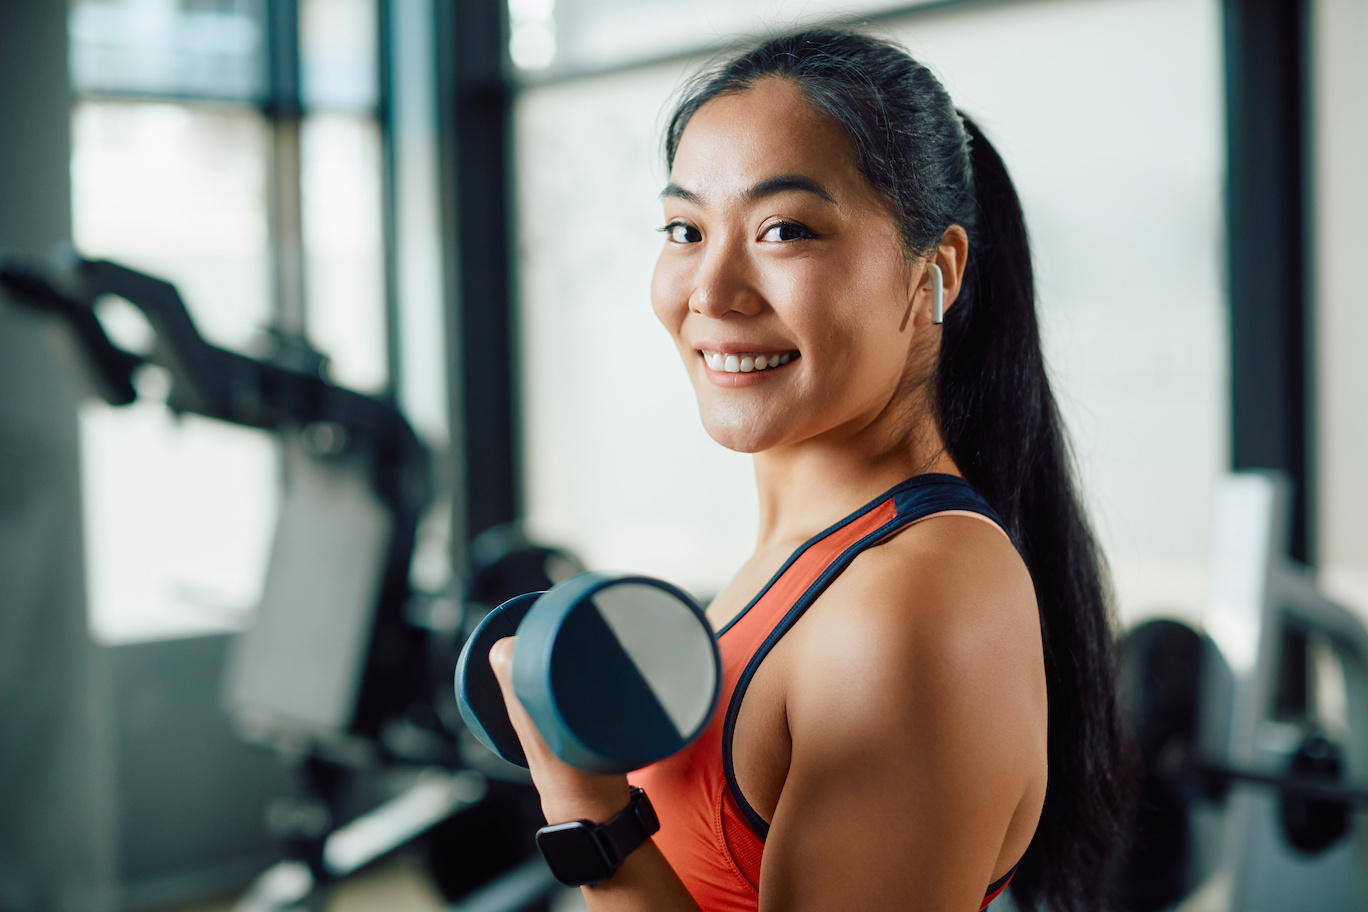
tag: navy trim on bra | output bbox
[716,474,1003,639]
[986,862,1018,896]
[720,474,1007,840]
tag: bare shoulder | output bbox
[794,513,1042,692]
[760,514,1049,909]
[784,511,1047,780]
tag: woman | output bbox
[490,27,1129,912]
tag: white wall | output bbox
[1314,0,1368,616]
[517,0,1228,621]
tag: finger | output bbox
[488,635,515,681]
[488,636,556,765]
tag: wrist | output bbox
[536,786,661,887]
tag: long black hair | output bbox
[665,27,1130,912]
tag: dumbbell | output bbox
[455,572,722,774]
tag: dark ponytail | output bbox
[666,27,1131,912]
[946,114,1133,912]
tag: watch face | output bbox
[633,790,660,835]
[536,822,613,886]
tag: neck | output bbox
[749,396,958,553]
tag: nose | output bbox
[690,240,763,318]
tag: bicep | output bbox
[757,577,1039,912]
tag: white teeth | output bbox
[702,350,797,373]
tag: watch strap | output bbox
[595,786,660,868]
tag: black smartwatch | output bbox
[535,786,660,887]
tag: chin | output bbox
[698,404,782,454]
[705,428,768,454]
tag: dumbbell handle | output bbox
[1191,757,1368,808]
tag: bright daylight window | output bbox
[69,0,388,642]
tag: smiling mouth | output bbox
[700,350,799,373]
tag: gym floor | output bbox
[169,857,589,912]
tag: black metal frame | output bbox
[1224,0,1314,564]
[439,0,521,554]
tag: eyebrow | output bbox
[660,173,837,205]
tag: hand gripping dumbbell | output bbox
[455,572,722,774]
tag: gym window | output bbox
[69,0,388,642]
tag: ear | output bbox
[934,225,969,317]
[900,225,969,331]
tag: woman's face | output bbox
[651,77,930,455]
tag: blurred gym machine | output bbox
[1112,472,1368,912]
[0,250,580,911]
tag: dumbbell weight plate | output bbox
[455,572,722,774]
[512,573,721,774]
[1110,619,1205,912]
[456,591,542,767]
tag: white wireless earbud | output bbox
[924,263,944,325]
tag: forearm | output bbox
[579,840,702,912]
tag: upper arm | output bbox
[758,518,1046,912]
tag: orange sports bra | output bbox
[630,474,1020,911]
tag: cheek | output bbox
[650,253,689,336]
[779,261,900,357]
[788,264,912,402]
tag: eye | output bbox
[661,221,702,244]
[760,221,816,242]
